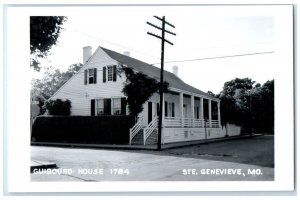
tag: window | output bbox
[194,106,199,119]
[89,69,94,84]
[92,97,126,116]
[103,65,117,82]
[84,68,97,84]
[107,66,113,81]
[96,99,104,115]
[165,101,175,117]
[112,98,121,115]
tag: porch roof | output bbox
[101,47,217,100]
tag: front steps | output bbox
[131,128,158,145]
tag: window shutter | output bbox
[121,97,127,115]
[113,65,117,82]
[84,69,87,85]
[165,101,168,117]
[103,67,106,83]
[91,99,95,116]
[94,68,97,84]
[172,102,175,117]
[104,98,111,115]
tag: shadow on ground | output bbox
[123,135,274,168]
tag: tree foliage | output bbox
[31,63,82,115]
[30,16,67,71]
[122,67,169,120]
[218,78,274,133]
[44,99,72,116]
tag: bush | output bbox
[31,115,135,144]
[44,99,71,115]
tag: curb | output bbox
[31,160,57,173]
[31,134,264,151]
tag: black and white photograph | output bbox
[3,1,295,195]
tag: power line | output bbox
[71,29,161,60]
[150,51,274,65]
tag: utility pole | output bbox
[147,16,176,150]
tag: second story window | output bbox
[89,69,94,84]
[107,66,113,81]
[84,68,97,85]
[103,65,117,83]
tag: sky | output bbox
[32,6,276,94]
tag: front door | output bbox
[148,102,152,124]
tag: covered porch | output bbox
[162,87,221,129]
[129,88,222,145]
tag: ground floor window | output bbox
[212,101,218,120]
[165,101,175,117]
[96,99,104,115]
[112,98,121,115]
[93,97,126,116]
[194,106,199,119]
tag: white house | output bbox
[50,46,225,145]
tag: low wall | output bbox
[162,123,241,144]
[162,127,224,144]
[222,123,241,136]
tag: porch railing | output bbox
[129,117,143,145]
[143,116,158,145]
[164,117,220,128]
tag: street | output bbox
[31,135,274,181]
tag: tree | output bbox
[218,78,274,134]
[44,99,72,116]
[122,67,169,120]
[219,78,255,126]
[30,16,67,71]
[251,80,274,133]
[31,63,82,114]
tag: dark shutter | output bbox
[157,103,160,116]
[121,97,127,115]
[84,69,87,85]
[103,67,106,83]
[113,65,117,82]
[104,98,111,115]
[172,102,175,117]
[165,101,168,117]
[91,99,95,116]
[94,68,97,84]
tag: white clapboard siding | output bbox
[50,47,127,116]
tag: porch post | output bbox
[200,97,204,126]
[191,95,194,127]
[179,92,184,127]
[217,101,221,128]
[208,99,212,128]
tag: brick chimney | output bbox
[123,51,130,57]
[172,65,178,77]
[83,46,92,64]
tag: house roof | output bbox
[101,47,216,99]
